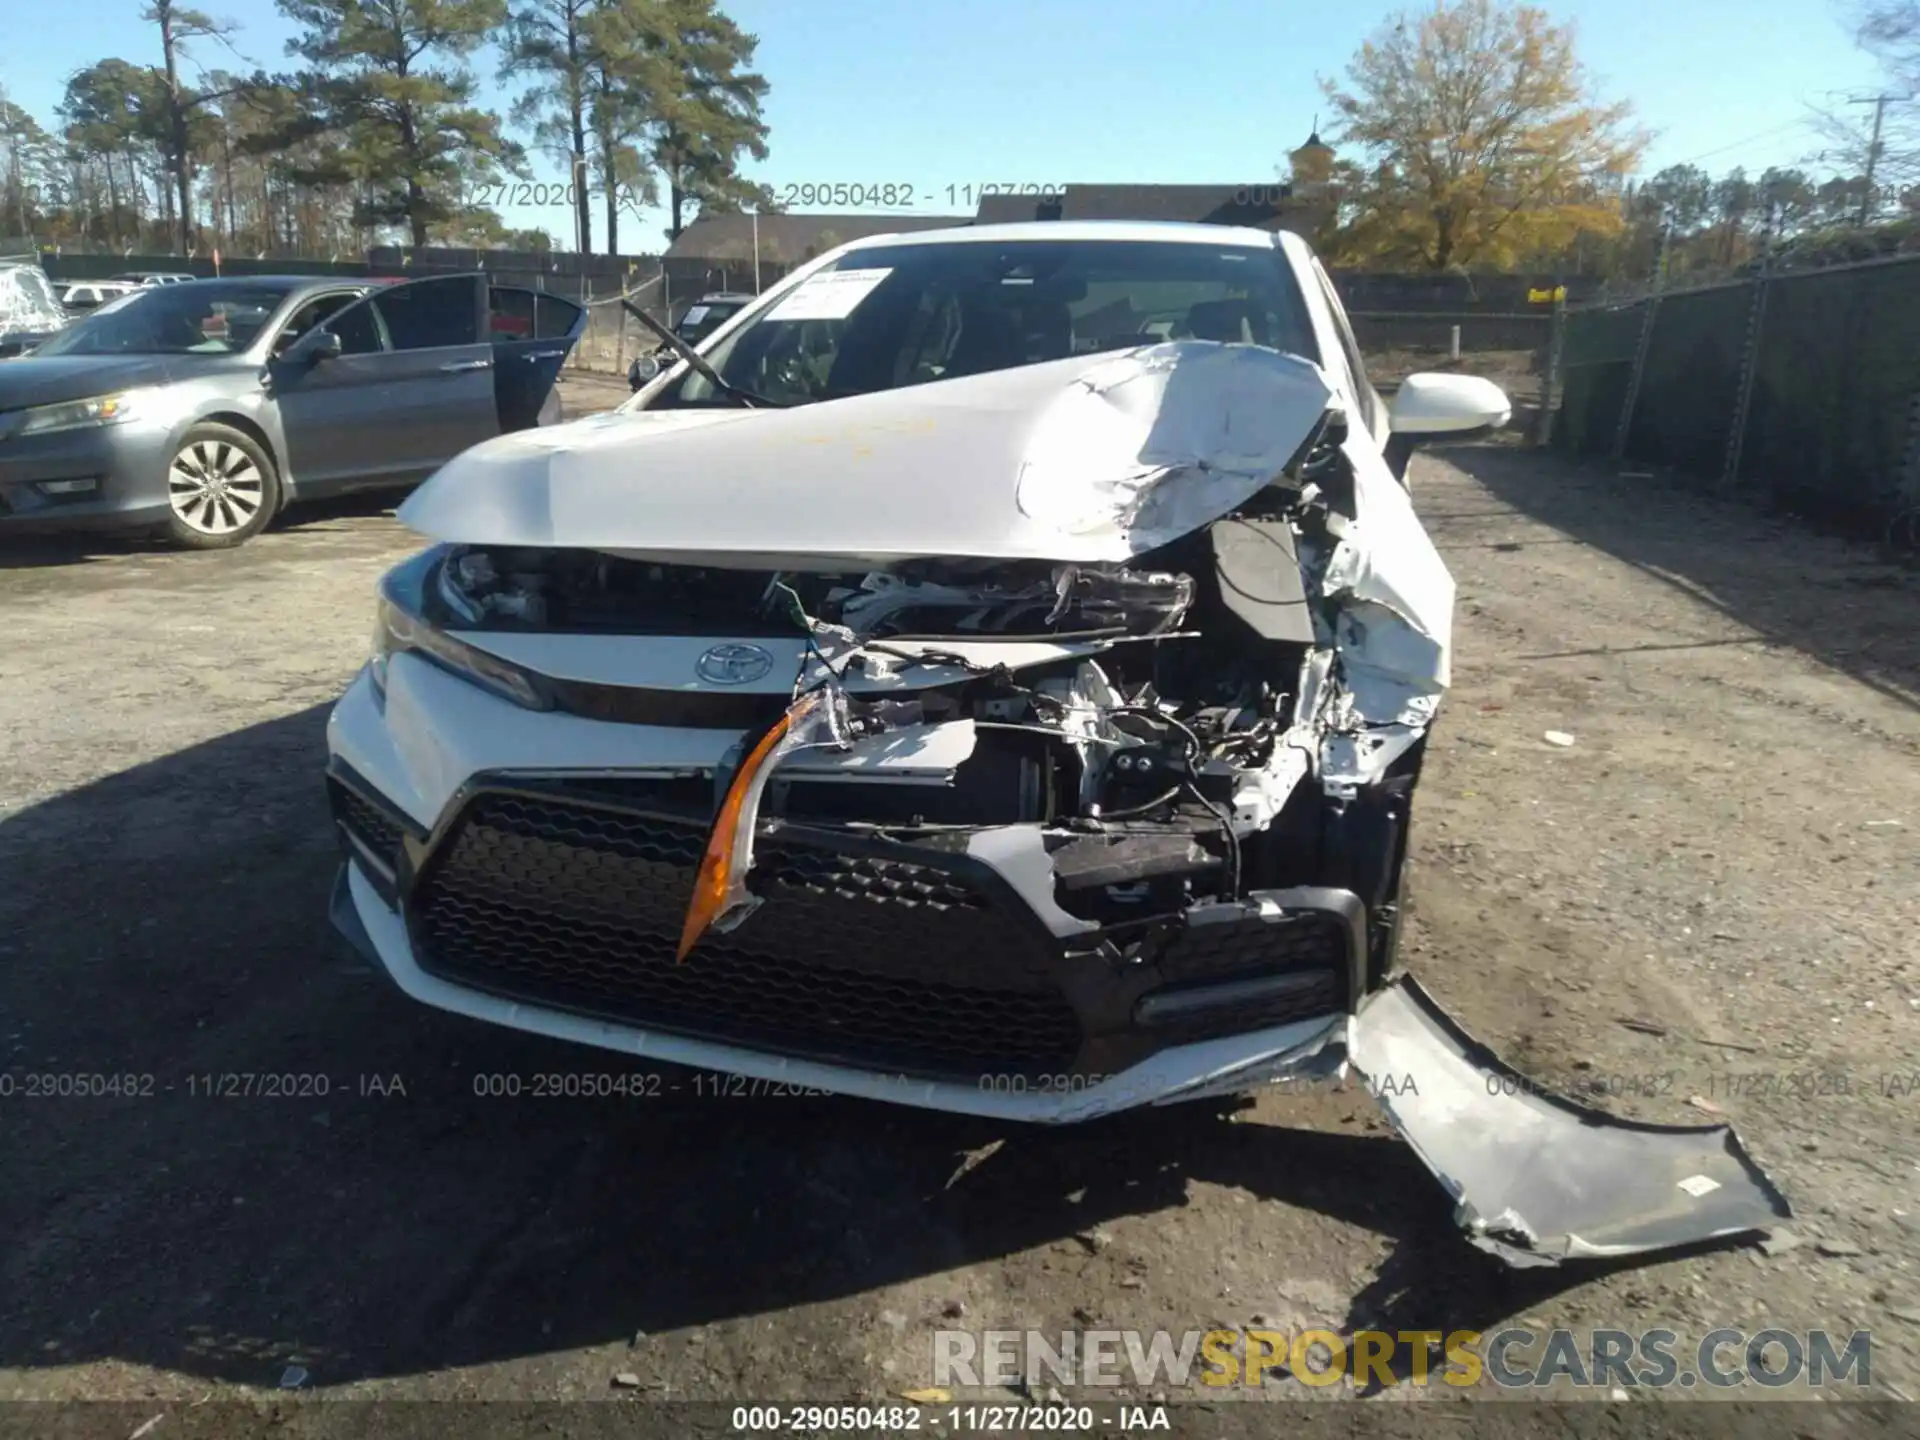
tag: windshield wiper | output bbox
[620,298,790,409]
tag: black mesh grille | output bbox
[333,781,406,871]
[1158,911,1349,989]
[1126,910,1349,1044]
[410,792,1084,1079]
[1135,970,1343,1042]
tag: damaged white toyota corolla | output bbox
[326,221,1789,1265]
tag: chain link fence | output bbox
[1546,252,1920,544]
[563,258,792,374]
[31,244,796,377]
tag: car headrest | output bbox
[945,305,1021,376]
[1182,299,1268,345]
[1019,302,1073,363]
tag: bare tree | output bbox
[500,0,596,253]
[145,0,247,251]
[1807,3,1920,219]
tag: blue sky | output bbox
[0,0,1887,249]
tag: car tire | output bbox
[161,422,281,550]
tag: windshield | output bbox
[33,281,292,356]
[655,238,1316,409]
[674,300,747,344]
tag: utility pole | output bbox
[1851,93,1914,226]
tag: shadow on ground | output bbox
[0,706,1664,1390]
[1435,442,1920,714]
[0,530,170,570]
[0,491,404,571]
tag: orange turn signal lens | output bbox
[677,714,792,962]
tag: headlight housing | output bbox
[369,550,550,711]
[13,389,151,438]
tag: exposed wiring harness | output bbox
[1104,706,1243,901]
[767,577,1244,901]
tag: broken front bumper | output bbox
[334,855,1354,1119]
[325,663,1792,1267]
[327,756,1369,1087]
[333,856,1792,1264]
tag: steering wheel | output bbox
[765,351,824,401]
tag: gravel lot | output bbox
[2,421,1917,1427]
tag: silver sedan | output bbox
[0,274,584,548]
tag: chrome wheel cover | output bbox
[168,439,265,535]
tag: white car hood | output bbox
[398,341,1334,565]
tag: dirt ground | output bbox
[556,368,640,418]
[1,427,1917,1426]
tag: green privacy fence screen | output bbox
[1554,254,1920,538]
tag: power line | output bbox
[1668,119,1815,168]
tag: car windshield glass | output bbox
[657,239,1316,409]
[33,282,291,356]
[675,300,745,340]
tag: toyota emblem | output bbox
[695,643,776,685]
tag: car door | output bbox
[270,274,497,493]
[487,285,587,431]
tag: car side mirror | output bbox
[289,329,343,365]
[1389,372,1512,439]
[628,354,661,390]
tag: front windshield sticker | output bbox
[765,267,892,322]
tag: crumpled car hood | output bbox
[398,341,1333,565]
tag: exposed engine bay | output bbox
[424,416,1423,947]
[331,331,1799,1271]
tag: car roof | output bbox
[695,292,755,302]
[837,218,1290,251]
[164,276,343,294]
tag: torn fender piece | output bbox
[1350,976,1791,1267]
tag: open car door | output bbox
[273,273,497,493]
[488,285,588,431]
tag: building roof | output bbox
[664,211,970,262]
[972,184,1308,229]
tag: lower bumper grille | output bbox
[1157,909,1351,987]
[409,791,1084,1080]
[332,782,406,871]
